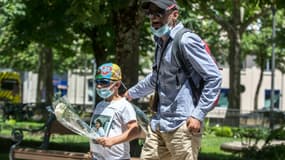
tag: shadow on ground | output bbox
[199,152,242,160]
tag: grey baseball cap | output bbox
[142,0,178,11]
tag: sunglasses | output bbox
[95,79,114,86]
[144,9,166,18]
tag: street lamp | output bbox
[92,58,97,107]
[270,5,276,130]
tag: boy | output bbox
[89,63,140,160]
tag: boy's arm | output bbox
[96,120,141,147]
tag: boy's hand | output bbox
[96,137,114,148]
[87,152,93,159]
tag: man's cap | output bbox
[96,63,122,81]
[142,0,178,11]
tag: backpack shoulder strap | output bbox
[172,28,201,106]
[172,28,191,69]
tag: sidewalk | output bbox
[220,140,285,153]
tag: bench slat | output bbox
[13,147,140,160]
[14,148,89,160]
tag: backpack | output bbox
[172,28,221,107]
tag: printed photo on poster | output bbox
[90,115,113,137]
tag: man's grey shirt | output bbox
[128,23,222,132]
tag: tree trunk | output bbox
[44,47,53,105]
[37,46,54,149]
[114,1,144,157]
[228,33,241,110]
[36,46,53,106]
[114,1,143,88]
[87,27,110,105]
[224,0,242,126]
[254,67,264,110]
[36,48,46,104]
[90,27,108,66]
[254,53,266,110]
[224,31,241,126]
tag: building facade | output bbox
[208,66,285,119]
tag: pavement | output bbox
[220,140,285,153]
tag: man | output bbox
[124,0,222,159]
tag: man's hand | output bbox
[186,117,201,133]
[123,90,132,101]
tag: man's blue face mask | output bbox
[151,24,170,37]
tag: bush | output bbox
[203,118,212,135]
[212,126,233,137]
[242,144,285,160]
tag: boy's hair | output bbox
[96,63,122,81]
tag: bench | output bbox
[9,126,90,160]
[9,106,141,160]
[9,128,140,160]
[11,148,139,160]
[11,148,89,160]
[10,132,139,160]
[220,141,254,153]
[9,105,91,160]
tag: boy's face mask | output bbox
[96,82,116,99]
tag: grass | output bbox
[0,120,89,142]
[201,134,236,154]
[0,155,8,160]
[199,134,241,160]
[0,120,89,146]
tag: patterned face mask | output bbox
[96,82,116,99]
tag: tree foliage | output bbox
[1,0,285,115]
[178,0,275,118]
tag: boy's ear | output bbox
[114,81,121,88]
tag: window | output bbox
[53,79,67,97]
[1,79,19,91]
[217,88,229,108]
[88,79,94,101]
[264,89,280,109]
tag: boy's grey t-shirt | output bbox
[90,98,137,160]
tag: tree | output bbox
[180,0,275,125]
[0,0,81,105]
[178,6,229,64]
[67,0,146,88]
[242,8,285,110]
[113,1,145,87]
[242,28,271,110]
